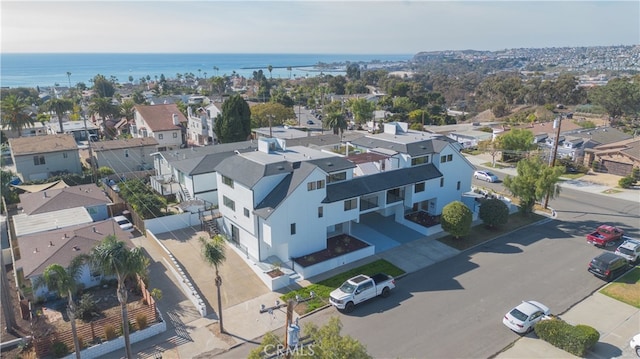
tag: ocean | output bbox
[0,53,412,89]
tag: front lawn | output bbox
[435,212,545,251]
[281,259,405,314]
[600,267,640,308]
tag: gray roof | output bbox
[215,156,293,188]
[19,184,111,215]
[307,157,356,173]
[13,207,94,236]
[572,127,633,147]
[349,136,453,157]
[16,220,134,278]
[254,162,317,219]
[323,163,443,203]
[163,141,258,175]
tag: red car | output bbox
[586,225,625,247]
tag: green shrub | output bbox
[535,318,599,357]
[479,198,509,228]
[76,293,98,321]
[619,176,636,189]
[52,341,69,358]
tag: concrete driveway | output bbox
[152,227,269,313]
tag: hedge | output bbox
[534,318,599,357]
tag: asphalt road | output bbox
[219,187,638,359]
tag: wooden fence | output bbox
[33,277,157,358]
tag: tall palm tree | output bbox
[89,235,146,359]
[89,97,117,121]
[67,72,72,88]
[199,235,226,333]
[0,95,34,136]
[32,256,87,359]
[324,100,348,140]
[267,65,273,79]
[43,98,73,133]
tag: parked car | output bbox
[588,252,629,281]
[502,300,550,334]
[615,238,640,264]
[630,333,640,357]
[113,215,134,232]
[474,170,499,183]
[586,224,625,247]
[329,273,395,313]
[306,120,314,125]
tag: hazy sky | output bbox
[2,1,638,54]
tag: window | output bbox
[124,149,129,158]
[290,223,296,235]
[316,180,325,189]
[440,154,453,163]
[440,178,444,187]
[63,152,68,159]
[33,155,45,166]
[344,198,357,211]
[318,206,323,218]
[447,154,453,162]
[158,134,164,140]
[244,208,250,218]
[415,182,425,193]
[307,181,316,191]
[327,172,346,183]
[411,156,428,166]
[222,175,234,188]
[457,181,461,190]
[173,132,178,138]
[223,196,235,211]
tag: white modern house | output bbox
[186,103,221,146]
[132,104,186,151]
[214,122,475,287]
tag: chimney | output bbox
[43,191,47,198]
[48,241,54,247]
[172,113,179,125]
[93,226,97,233]
[34,248,38,253]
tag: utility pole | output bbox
[544,115,562,209]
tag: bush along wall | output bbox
[534,318,600,357]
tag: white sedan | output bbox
[113,215,134,232]
[631,333,640,357]
[503,300,550,334]
[474,170,499,182]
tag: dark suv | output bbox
[588,252,629,281]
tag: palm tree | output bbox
[267,65,273,79]
[324,100,348,140]
[89,97,117,121]
[199,235,226,333]
[89,235,147,359]
[0,95,34,136]
[213,66,219,76]
[67,71,72,88]
[32,256,87,359]
[120,99,136,121]
[43,98,73,133]
[287,66,292,79]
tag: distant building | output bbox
[9,134,82,181]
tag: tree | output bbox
[92,74,116,98]
[323,100,348,139]
[119,99,136,121]
[502,157,564,215]
[213,95,251,143]
[89,97,118,121]
[250,103,294,128]
[479,198,510,228]
[248,316,371,359]
[89,235,147,359]
[33,256,87,359]
[199,235,226,333]
[477,139,501,167]
[588,78,640,119]
[267,65,273,79]
[118,178,166,218]
[441,201,473,239]
[496,129,535,162]
[348,98,375,125]
[1,94,34,136]
[42,98,73,133]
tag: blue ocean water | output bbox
[0,53,411,89]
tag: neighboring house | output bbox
[214,122,473,282]
[132,104,186,151]
[92,137,159,173]
[252,126,310,140]
[582,137,640,176]
[150,141,259,206]
[446,129,494,149]
[12,207,94,237]
[48,120,99,141]
[18,183,112,221]
[9,134,82,181]
[14,220,134,300]
[1,122,47,139]
[186,103,221,146]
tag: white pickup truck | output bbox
[329,273,396,313]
